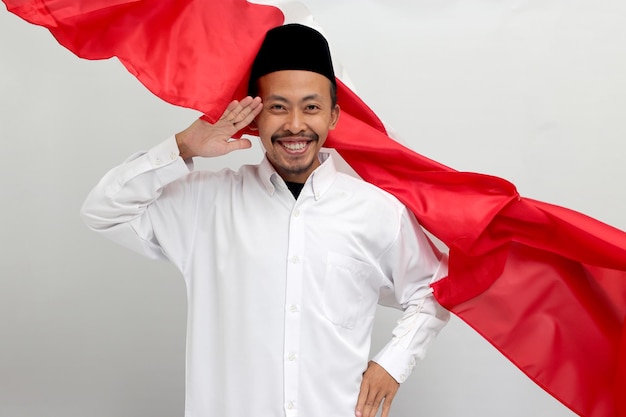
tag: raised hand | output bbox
[175,96,263,160]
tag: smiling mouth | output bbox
[273,134,317,154]
[279,141,310,152]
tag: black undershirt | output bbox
[285,181,305,199]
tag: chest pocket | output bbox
[323,252,380,330]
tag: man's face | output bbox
[254,70,339,183]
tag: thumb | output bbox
[224,138,252,153]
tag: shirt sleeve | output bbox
[371,208,450,383]
[80,136,192,261]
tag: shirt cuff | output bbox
[147,136,193,181]
[371,341,418,384]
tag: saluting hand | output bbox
[175,96,263,160]
[355,361,400,417]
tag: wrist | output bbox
[175,132,195,160]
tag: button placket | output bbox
[283,202,305,416]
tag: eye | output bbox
[268,103,286,112]
[304,104,321,112]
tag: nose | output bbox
[284,109,305,134]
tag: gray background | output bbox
[1,0,624,416]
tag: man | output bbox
[81,24,449,417]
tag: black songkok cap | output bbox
[248,23,336,95]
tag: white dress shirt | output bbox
[81,136,450,417]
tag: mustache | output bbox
[271,131,319,143]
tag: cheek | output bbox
[254,118,273,141]
[256,114,280,134]
[310,118,333,136]
[258,135,272,151]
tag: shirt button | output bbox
[288,304,299,313]
[293,209,301,217]
[286,402,295,410]
[291,256,300,264]
[155,158,162,166]
[170,152,178,160]
[288,353,297,361]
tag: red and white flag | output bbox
[4,1,626,416]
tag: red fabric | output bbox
[4,1,626,416]
[4,0,284,118]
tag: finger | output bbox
[225,97,261,128]
[358,383,382,417]
[235,96,262,118]
[380,393,396,417]
[221,96,257,119]
[355,381,369,417]
[364,391,384,417]
[247,95,263,112]
[233,100,262,129]
[221,99,260,129]
[220,99,247,124]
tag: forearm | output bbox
[372,278,450,383]
[80,136,190,256]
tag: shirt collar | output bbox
[258,152,337,200]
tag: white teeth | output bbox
[282,142,307,151]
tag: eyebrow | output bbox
[265,94,324,104]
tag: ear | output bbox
[329,104,340,130]
[248,119,259,131]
